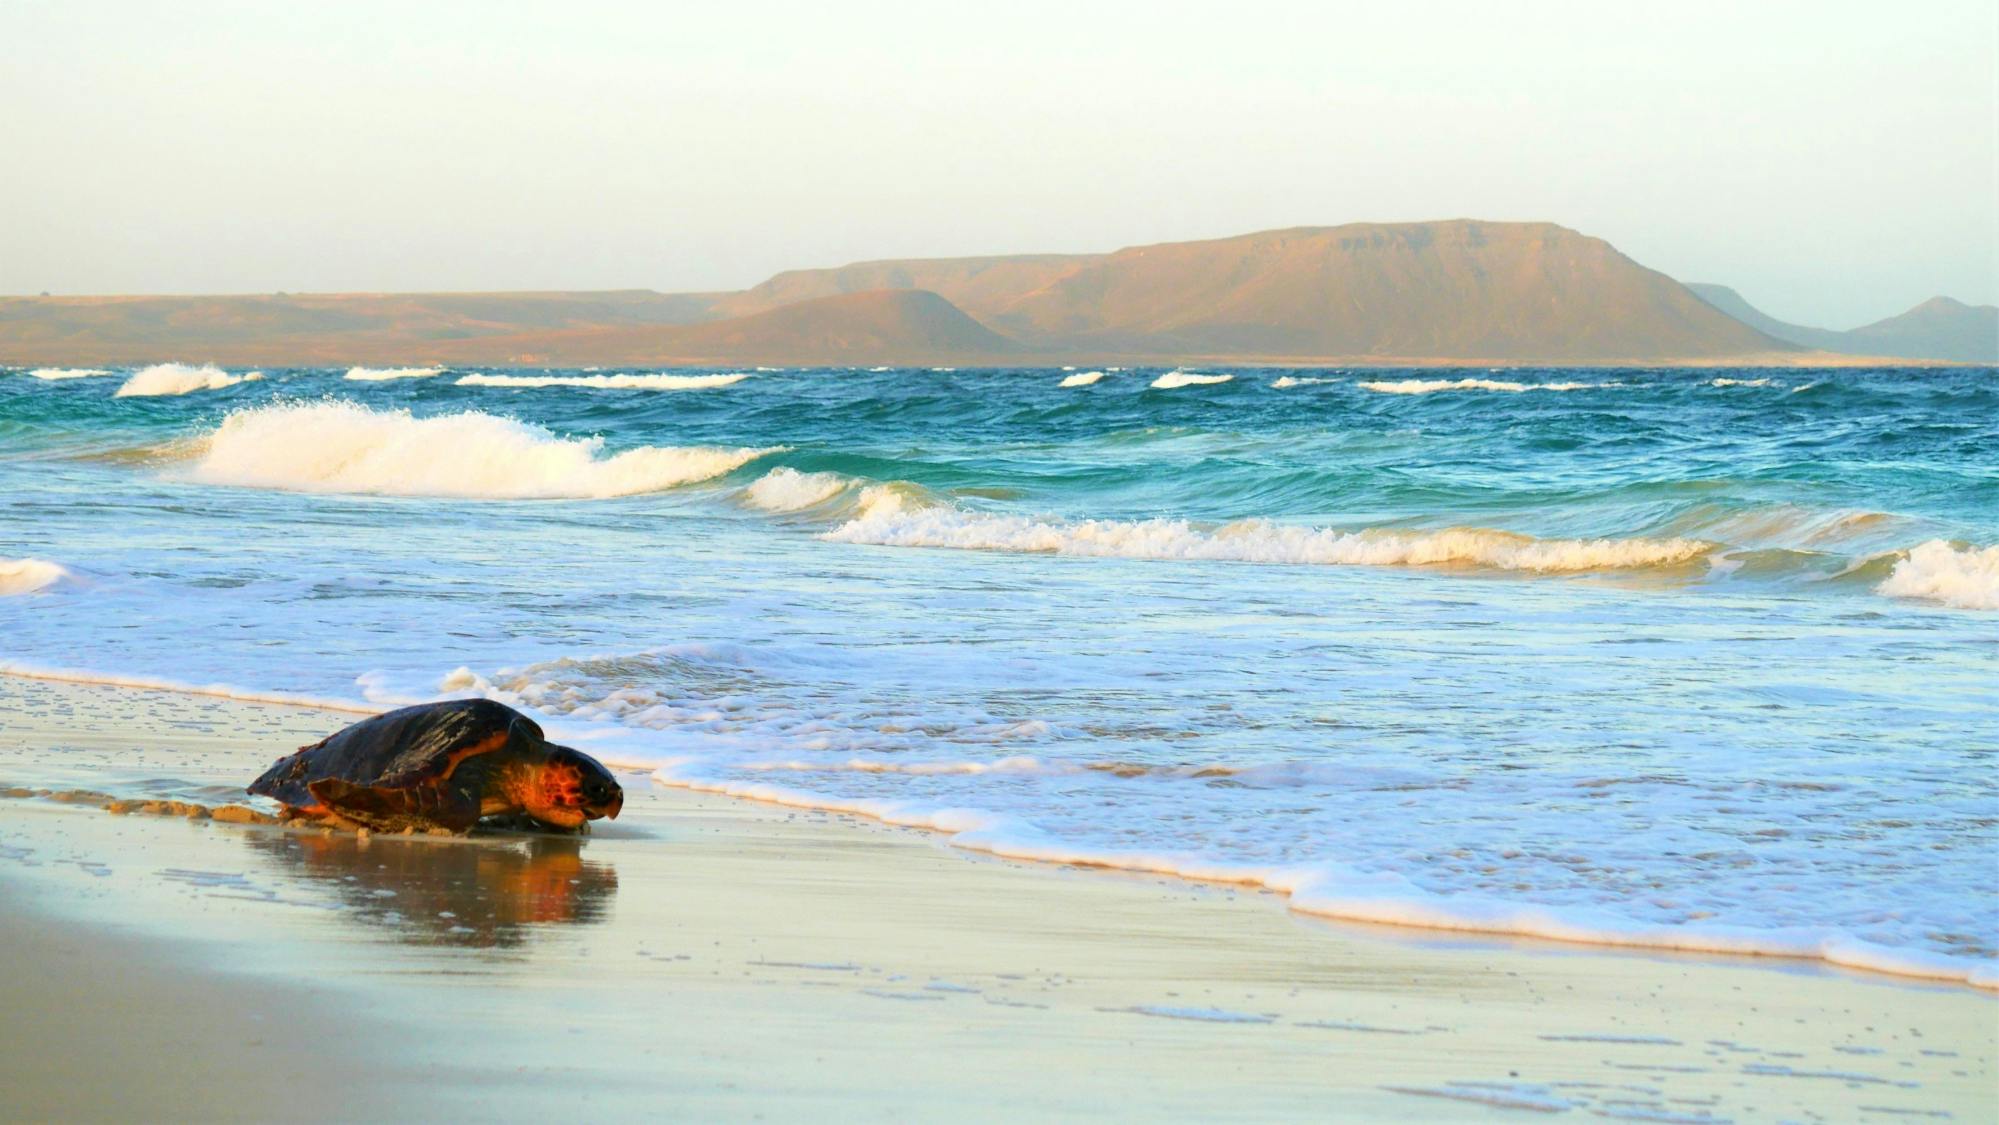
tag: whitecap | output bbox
[24,367,111,380]
[1875,540,1999,610]
[1150,370,1233,389]
[344,366,445,381]
[455,372,750,390]
[1271,376,1339,388]
[1059,371,1106,387]
[1710,377,1777,388]
[0,558,74,596]
[115,363,263,397]
[742,467,855,512]
[824,506,1713,573]
[1359,378,1619,394]
[184,400,779,499]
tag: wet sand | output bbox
[1,675,1992,1121]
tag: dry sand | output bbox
[1,675,1992,1122]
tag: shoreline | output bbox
[10,354,1983,370]
[4,662,1992,994]
[0,676,1993,1120]
[653,767,1999,992]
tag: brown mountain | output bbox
[1,220,1834,366]
[0,290,723,366]
[968,221,1792,360]
[1689,285,1997,363]
[432,289,1016,366]
[1849,297,1998,363]
[708,254,1101,322]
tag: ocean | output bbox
[2,361,1994,986]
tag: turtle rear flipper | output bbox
[307,778,480,834]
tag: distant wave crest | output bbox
[1271,376,1340,388]
[25,367,111,380]
[457,372,751,390]
[742,467,856,512]
[1875,540,1999,610]
[1359,378,1620,395]
[185,400,780,499]
[0,558,75,596]
[824,504,1713,573]
[344,366,445,382]
[1059,371,1106,387]
[1150,370,1234,389]
[115,363,263,397]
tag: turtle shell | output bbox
[248,699,544,811]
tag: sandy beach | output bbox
[1,674,1990,1122]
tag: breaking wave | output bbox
[25,367,111,380]
[742,467,857,512]
[1875,540,1999,610]
[184,400,780,499]
[1059,371,1106,387]
[1359,378,1620,394]
[115,363,263,397]
[0,558,74,596]
[344,366,445,382]
[1710,377,1777,388]
[456,372,751,391]
[824,503,1714,573]
[1151,370,1234,389]
[1271,376,1339,388]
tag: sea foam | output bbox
[645,760,1998,990]
[185,400,778,499]
[0,661,376,713]
[1358,378,1619,394]
[742,467,855,512]
[1150,370,1234,389]
[825,505,1713,573]
[1875,540,1999,610]
[114,363,263,397]
[25,367,111,380]
[0,558,74,596]
[1059,371,1106,387]
[344,366,445,381]
[455,372,751,390]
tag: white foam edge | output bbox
[642,758,1998,991]
[0,661,383,714]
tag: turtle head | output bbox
[527,746,624,828]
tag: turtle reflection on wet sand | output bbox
[242,829,619,947]
[249,700,622,834]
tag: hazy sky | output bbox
[4,0,1994,328]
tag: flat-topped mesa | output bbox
[972,220,1792,360]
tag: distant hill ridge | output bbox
[1,220,1981,366]
[436,290,1017,366]
[1687,284,1998,363]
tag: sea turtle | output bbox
[248,699,623,834]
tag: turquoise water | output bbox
[2,362,1994,984]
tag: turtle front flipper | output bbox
[307,778,481,834]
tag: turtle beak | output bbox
[601,793,622,820]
